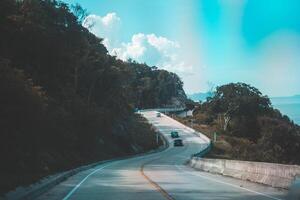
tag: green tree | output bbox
[205,83,270,140]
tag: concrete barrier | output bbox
[188,157,300,189]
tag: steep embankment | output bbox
[0,0,187,194]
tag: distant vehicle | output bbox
[171,131,179,138]
[156,112,161,117]
[174,139,183,146]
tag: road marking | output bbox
[62,161,118,200]
[62,112,192,200]
[140,161,174,200]
[138,138,190,200]
[62,146,172,200]
[175,165,283,200]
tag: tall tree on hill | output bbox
[205,83,271,140]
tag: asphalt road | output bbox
[36,111,287,200]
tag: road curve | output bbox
[36,111,287,200]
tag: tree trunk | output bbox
[223,114,231,131]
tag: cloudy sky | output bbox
[63,0,300,97]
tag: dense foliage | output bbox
[0,0,186,193]
[193,83,300,164]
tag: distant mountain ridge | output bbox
[271,95,300,105]
[189,92,300,104]
[187,92,213,102]
[270,95,300,125]
[271,94,300,99]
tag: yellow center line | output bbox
[140,160,175,200]
[139,143,190,200]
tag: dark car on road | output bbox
[174,139,183,146]
[171,131,179,138]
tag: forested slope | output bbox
[184,83,300,164]
[0,0,187,193]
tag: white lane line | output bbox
[175,165,283,200]
[62,161,118,200]
[62,144,173,200]
[62,112,179,200]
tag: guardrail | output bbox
[139,107,186,113]
[181,124,212,157]
[193,142,212,157]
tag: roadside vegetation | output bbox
[176,83,300,165]
[0,0,186,194]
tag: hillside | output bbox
[0,0,187,194]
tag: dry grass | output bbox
[170,115,254,160]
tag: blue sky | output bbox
[63,0,300,97]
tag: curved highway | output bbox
[36,111,287,200]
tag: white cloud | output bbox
[146,34,180,52]
[82,13,193,76]
[112,33,147,59]
[112,33,193,75]
[83,13,120,32]
[101,13,120,26]
[112,33,179,65]
[82,13,121,49]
